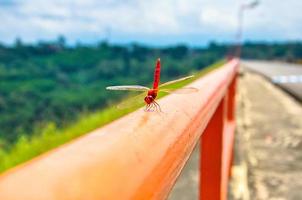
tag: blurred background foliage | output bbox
[0,37,301,150]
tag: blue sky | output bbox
[0,0,301,46]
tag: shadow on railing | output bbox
[0,59,239,200]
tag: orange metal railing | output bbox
[0,59,239,200]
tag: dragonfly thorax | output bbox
[147,89,157,98]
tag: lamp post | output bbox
[235,0,259,58]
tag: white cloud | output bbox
[0,0,301,45]
[200,7,237,31]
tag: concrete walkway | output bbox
[231,67,302,200]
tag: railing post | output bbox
[227,76,237,121]
[200,97,226,200]
[199,73,237,200]
[227,76,237,179]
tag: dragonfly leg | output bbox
[152,102,158,112]
[145,103,150,111]
[150,103,155,112]
[144,102,162,113]
[153,101,162,113]
[145,103,154,112]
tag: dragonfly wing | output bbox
[116,93,146,109]
[159,75,194,88]
[106,85,150,91]
[159,87,198,94]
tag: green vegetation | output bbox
[0,38,301,173]
[0,59,224,173]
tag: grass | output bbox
[0,60,225,173]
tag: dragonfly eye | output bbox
[144,95,154,104]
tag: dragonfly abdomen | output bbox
[153,58,161,89]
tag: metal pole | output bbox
[234,1,259,58]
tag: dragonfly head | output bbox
[144,95,154,104]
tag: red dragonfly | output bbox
[106,58,197,111]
